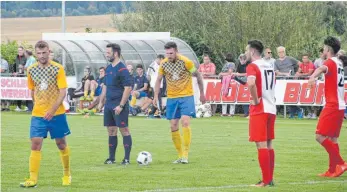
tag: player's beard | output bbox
[108,55,115,63]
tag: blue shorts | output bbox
[95,86,102,96]
[129,91,148,100]
[104,103,129,128]
[30,114,70,139]
[166,96,196,120]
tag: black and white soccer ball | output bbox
[136,151,152,165]
[196,103,212,118]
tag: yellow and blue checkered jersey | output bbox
[27,61,67,117]
[159,54,196,98]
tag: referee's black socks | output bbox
[123,135,132,161]
[109,136,118,161]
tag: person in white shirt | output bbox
[147,55,165,110]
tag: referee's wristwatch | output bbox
[119,105,124,109]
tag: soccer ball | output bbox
[195,103,212,118]
[136,151,152,165]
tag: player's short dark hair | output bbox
[248,40,264,54]
[99,67,105,71]
[225,53,234,62]
[157,54,165,59]
[324,36,340,54]
[136,64,143,69]
[106,43,121,57]
[18,46,24,50]
[35,41,49,49]
[25,50,33,56]
[164,42,177,50]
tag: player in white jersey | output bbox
[245,40,276,187]
[308,36,347,177]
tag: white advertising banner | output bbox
[0,77,32,100]
[202,79,347,106]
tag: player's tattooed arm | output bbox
[154,74,163,99]
[192,71,204,93]
[193,71,206,104]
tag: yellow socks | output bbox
[182,127,192,158]
[84,91,88,97]
[171,130,183,158]
[90,91,95,98]
[29,150,41,182]
[130,96,137,107]
[60,146,71,177]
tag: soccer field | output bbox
[1,112,347,192]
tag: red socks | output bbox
[258,149,271,184]
[321,139,344,173]
[269,149,275,181]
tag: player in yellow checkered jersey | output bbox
[153,42,206,164]
[20,41,71,188]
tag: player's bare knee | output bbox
[55,138,67,150]
[256,142,267,149]
[170,123,178,131]
[330,137,338,143]
[315,134,325,143]
[181,121,190,128]
[181,118,190,127]
[31,139,43,151]
[107,127,117,136]
[31,145,41,151]
[120,128,130,136]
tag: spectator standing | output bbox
[1,56,10,111]
[198,54,216,78]
[24,50,37,71]
[12,46,26,73]
[234,54,250,118]
[295,53,315,78]
[275,46,302,118]
[314,48,325,69]
[198,54,217,114]
[263,47,276,66]
[219,53,236,117]
[274,46,298,76]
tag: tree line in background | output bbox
[113,1,347,71]
[1,1,132,18]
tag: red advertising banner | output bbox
[0,77,32,100]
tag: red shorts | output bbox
[316,108,344,138]
[249,113,276,142]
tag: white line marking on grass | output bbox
[141,180,347,192]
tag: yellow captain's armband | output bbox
[189,66,196,73]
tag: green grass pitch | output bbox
[1,112,347,192]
